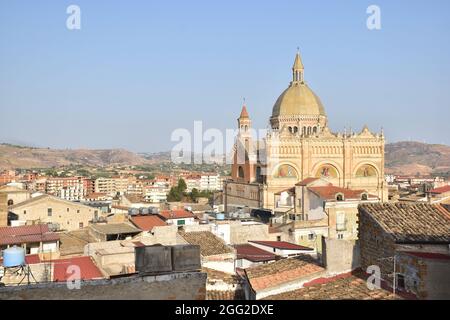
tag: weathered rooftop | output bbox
[359,203,450,244]
[181,231,234,257]
[264,271,401,300]
[90,223,141,235]
[245,256,324,292]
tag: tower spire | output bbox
[292,49,304,83]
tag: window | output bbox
[238,166,245,178]
[308,234,315,240]
[177,219,185,226]
[7,199,13,206]
[338,233,344,240]
[273,248,276,253]
[67,208,70,212]
[277,236,281,241]
[79,223,84,228]
[396,274,405,290]
[336,194,344,201]
[361,193,368,201]
[47,208,52,217]
[23,210,26,215]
[77,210,80,213]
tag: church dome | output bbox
[272,83,326,117]
[271,52,326,118]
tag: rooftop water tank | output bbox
[2,246,25,268]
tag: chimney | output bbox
[0,193,8,227]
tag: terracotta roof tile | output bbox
[429,185,450,194]
[158,210,195,220]
[234,244,277,262]
[308,186,377,200]
[245,256,324,291]
[130,215,167,231]
[52,256,104,282]
[264,271,402,300]
[249,241,313,251]
[0,224,60,246]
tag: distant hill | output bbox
[385,141,450,177]
[1,141,449,177]
[0,143,148,169]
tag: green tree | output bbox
[177,178,187,192]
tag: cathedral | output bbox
[224,52,387,213]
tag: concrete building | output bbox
[427,185,450,204]
[45,177,88,200]
[225,52,387,213]
[158,209,197,227]
[358,203,450,299]
[88,223,141,242]
[8,194,99,231]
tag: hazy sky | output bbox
[1,0,449,152]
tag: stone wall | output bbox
[358,209,396,283]
[0,272,207,300]
[322,237,360,274]
[229,221,269,244]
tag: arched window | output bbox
[336,193,344,201]
[244,125,248,131]
[288,126,293,133]
[361,193,368,201]
[7,199,13,206]
[313,127,317,134]
[293,126,298,133]
[238,166,245,178]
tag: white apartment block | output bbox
[143,184,169,203]
[56,185,85,201]
[199,174,222,191]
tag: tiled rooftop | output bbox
[130,215,167,231]
[234,244,277,262]
[0,224,60,246]
[309,186,377,201]
[159,210,196,220]
[264,271,400,300]
[245,256,324,291]
[429,185,450,194]
[52,256,104,282]
[359,203,450,243]
[180,231,234,256]
[249,240,313,251]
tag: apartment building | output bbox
[95,177,135,196]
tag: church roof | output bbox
[293,52,304,70]
[239,105,249,119]
[272,53,326,118]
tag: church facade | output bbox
[224,52,387,213]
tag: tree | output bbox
[177,178,187,192]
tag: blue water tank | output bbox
[216,213,225,220]
[2,246,25,267]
